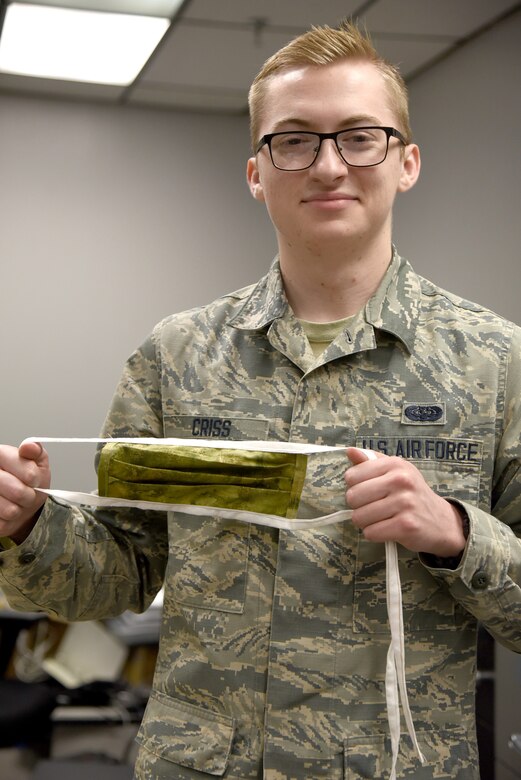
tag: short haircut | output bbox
[248,20,412,152]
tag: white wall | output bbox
[394,9,521,324]
[1,9,520,489]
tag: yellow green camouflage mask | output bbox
[97,442,308,520]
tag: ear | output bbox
[247,157,265,202]
[398,143,421,193]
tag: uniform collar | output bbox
[364,249,420,354]
[230,249,420,354]
[229,257,289,330]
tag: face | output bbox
[247,60,420,259]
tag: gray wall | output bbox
[0,101,276,487]
[394,9,521,324]
[1,10,520,493]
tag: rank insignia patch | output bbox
[401,402,446,425]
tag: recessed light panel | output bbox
[0,3,170,85]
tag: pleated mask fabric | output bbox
[97,442,307,520]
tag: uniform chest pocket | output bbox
[168,513,250,613]
[353,460,481,634]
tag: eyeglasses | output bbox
[256,126,407,171]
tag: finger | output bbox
[350,496,395,529]
[0,469,40,510]
[19,439,43,455]
[19,441,49,489]
[357,511,400,543]
[0,444,43,489]
[19,440,45,464]
[345,447,388,488]
[346,474,391,510]
[346,447,384,466]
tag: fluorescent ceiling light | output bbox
[8,1,183,15]
[0,3,171,86]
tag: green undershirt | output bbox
[299,314,356,358]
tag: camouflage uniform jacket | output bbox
[1,252,521,779]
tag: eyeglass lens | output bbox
[270,128,391,170]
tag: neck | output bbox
[279,235,393,322]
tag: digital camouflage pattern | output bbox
[1,252,521,779]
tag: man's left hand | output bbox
[345,447,467,558]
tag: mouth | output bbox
[302,193,358,207]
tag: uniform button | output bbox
[471,570,489,590]
[18,551,36,565]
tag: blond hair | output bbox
[248,20,412,151]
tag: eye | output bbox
[273,133,314,150]
[340,129,379,146]
[286,135,305,146]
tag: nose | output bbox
[311,138,348,178]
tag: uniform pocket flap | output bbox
[344,725,476,778]
[136,691,235,776]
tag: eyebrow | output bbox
[269,114,384,133]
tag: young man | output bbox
[0,21,520,780]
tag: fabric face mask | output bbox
[97,441,308,520]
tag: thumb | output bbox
[19,439,51,490]
[19,439,46,464]
[346,446,381,465]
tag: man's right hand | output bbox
[0,441,51,544]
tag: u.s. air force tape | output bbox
[25,436,425,775]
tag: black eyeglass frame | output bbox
[255,126,407,171]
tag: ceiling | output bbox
[0,0,519,113]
